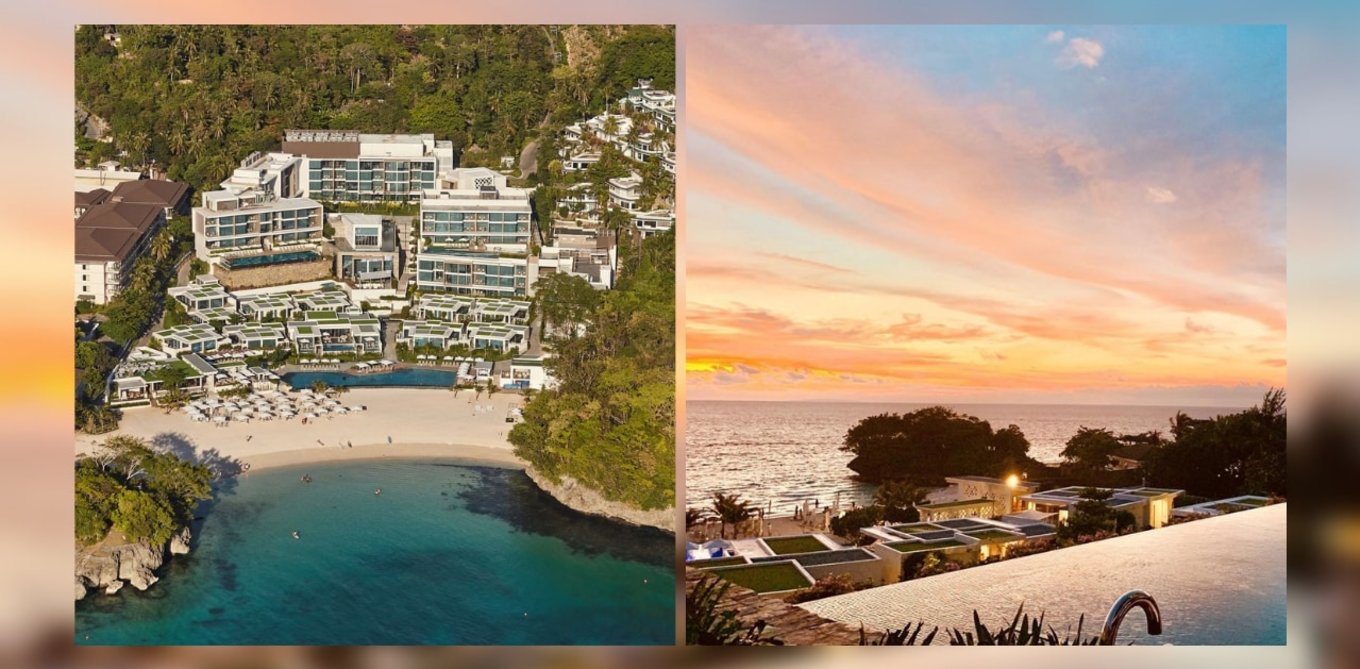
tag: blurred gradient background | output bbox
[3,0,1358,666]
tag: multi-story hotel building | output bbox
[282,130,453,203]
[191,188,324,265]
[418,168,533,253]
[75,201,165,304]
[414,249,534,298]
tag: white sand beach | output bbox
[75,388,528,473]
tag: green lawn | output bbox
[763,535,828,555]
[692,556,748,569]
[886,539,967,554]
[1237,498,1270,507]
[710,562,813,593]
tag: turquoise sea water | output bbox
[283,369,458,389]
[75,460,675,645]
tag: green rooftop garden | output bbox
[762,535,828,555]
[891,523,942,534]
[885,539,967,554]
[691,556,748,569]
[1236,497,1270,507]
[964,529,1021,542]
[708,562,812,594]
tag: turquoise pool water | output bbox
[284,369,457,389]
[75,460,675,645]
[222,251,320,269]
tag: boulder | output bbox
[169,526,192,555]
[524,466,674,532]
[103,580,123,595]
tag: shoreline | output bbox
[237,442,527,473]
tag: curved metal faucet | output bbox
[1099,590,1162,645]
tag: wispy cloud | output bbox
[685,26,1284,404]
[1045,30,1066,44]
[1057,37,1105,69]
[1146,186,1179,204]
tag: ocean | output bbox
[76,460,675,645]
[685,400,1243,511]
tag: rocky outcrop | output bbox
[74,526,191,600]
[524,466,673,533]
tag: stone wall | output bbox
[216,258,333,291]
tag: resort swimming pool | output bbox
[802,504,1287,645]
[221,250,320,269]
[284,368,457,389]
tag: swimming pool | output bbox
[222,250,321,269]
[803,504,1286,645]
[283,368,458,389]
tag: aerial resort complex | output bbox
[74,24,676,645]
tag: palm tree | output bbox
[711,492,754,539]
[685,508,707,530]
[150,229,173,263]
[310,380,329,394]
[874,481,930,522]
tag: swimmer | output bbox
[375,488,382,496]
[292,530,300,540]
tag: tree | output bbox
[150,229,174,263]
[75,435,213,547]
[841,406,1040,484]
[874,481,929,523]
[1061,427,1121,470]
[1055,488,1136,545]
[685,507,707,529]
[111,489,177,545]
[830,505,884,539]
[1143,389,1287,498]
[710,492,754,539]
[533,272,600,336]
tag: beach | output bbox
[75,388,528,473]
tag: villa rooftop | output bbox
[916,498,995,510]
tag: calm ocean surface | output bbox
[76,460,675,645]
[686,400,1243,511]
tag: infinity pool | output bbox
[222,251,320,269]
[283,369,457,389]
[802,504,1286,645]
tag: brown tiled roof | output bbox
[75,201,162,263]
[76,201,161,233]
[75,188,110,208]
[75,226,140,262]
[111,179,189,208]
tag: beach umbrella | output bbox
[212,416,227,424]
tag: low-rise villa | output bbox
[236,293,296,321]
[222,322,289,351]
[472,298,531,325]
[413,294,473,322]
[689,533,886,593]
[397,320,465,351]
[153,323,227,357]
[1171,495,1274,519]
[1018,486,1182,530]
[467,323,530,354]
[294,288,355,314]
[500,355,556,390]
[286,313,383,356]
[168,276,237,320]
[110,353,217,406]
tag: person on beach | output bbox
[246,435,253,442]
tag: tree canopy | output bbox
[840,406,1041,484]
[1143,389,1287,498]
[508,229,674,511]
[76,25,674,194]
[75,436,214,546]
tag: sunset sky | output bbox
[685,25,1286,407]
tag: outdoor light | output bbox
[1006,474,1020,488]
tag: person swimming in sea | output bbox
[292,530,301,540]
[301,474,312,483]
[374,488,382,496]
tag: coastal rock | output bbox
[524,466,674,532]
[74,527,183,599]
[169,526,192,555]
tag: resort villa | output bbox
[412,294,473,322]
[606,173,644,211]
[631,210,675,239]
[74,199,166,304]
[912,475,1042,522]
[236,293,296,321]
[688,533,884,594]
[281,130,452,203]
[1018,486,1183,530]
[167,276,237,322]
[152,323,227,357]
[466,323,530,354]
[285,313,383,356]
[330,212,398,286]
[221,322,289,352]
[110,352,216,407]
[500,355,556,390]
[623,79,677,133]
[396,320,466,351]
